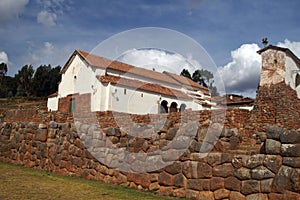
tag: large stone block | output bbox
[224,176,240,191]
[235,167,251,180]
[127,173,151,188]
[164,161,182,175]
[230,191,246,200]
[198,191,214,200]
[280,130,300,144]
[243,154,265,169]
[197,162,212,178]
[251,166,275,180]
[158,171,173,186]
[281,144,300,157]
[266,125,283,140]
[173,173,186,188]
[271,166,293,193]
[283,157,300,168]
[186,189,199,200]
[260,178,273,193]
[214,188,230,199]
[265,139,281,154]
[213,163,234,178]
[210,177,224,191]
[241,180,260,195]
[188,179,210,191]
[246,193,268,200]
[263,155,282,173]
[34,129,48,142]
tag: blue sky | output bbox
[1,0,300,97]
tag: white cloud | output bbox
[218,44,261,97]
[37,10,57,26]
[0,51,8,64]
[118,48,202,74]
[0,0,29,25]
[277,39,300,58]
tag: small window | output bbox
[296,74,300,88]
[115,89,117,93]
[124,88,127,95]
[141,93,143,97]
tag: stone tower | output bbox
[251,45,300,131]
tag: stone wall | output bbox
[0,119,299,199]
[251,81,300,132]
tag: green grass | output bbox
[0,162,181,200]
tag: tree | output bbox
[192,69,207,87]
[180,69,192,80]
[180,68,219,96]
[15,65,34,96]
[32,65,61,97]
[0,62,8,77]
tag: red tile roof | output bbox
[61,50,181,86]
[97,75,192,100]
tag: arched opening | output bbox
[170,102,178,113]
[160,100,168,113]
[179,103,187,112]
[296,74,300,88]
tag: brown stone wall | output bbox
[58,93,91,113]
[1,119,299,199]
[250,81,300,132]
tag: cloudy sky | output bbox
[1,0,300,97]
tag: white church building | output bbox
[47,50,212,114]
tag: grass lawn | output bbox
[0,162,182,200]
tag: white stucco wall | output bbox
[285,55,300,98]
[47,96,58,111]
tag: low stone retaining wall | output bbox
[0,119,299,199]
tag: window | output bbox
[141,93,143,97]
[124,88,127,95]
[296,74,300,88]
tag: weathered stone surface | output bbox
[188,179,210,191]
[164,162,181,175]
[260,178,273,193]
[266,125,283,140]
[34,129,48,142]
[207,153,222,166]
[127,173,151,188]
[281,144,300,157]
[235,167,251,180]
[166,127,178,140]
[268,193,283,200]
[224,176,240,191]
[230,191,246,200]
[149,182,160,191]
[263,155,282,173]
[256,132,267,142]
[198,191,214,200]
[214,188,230,199]
[213,163,234,178]
[241,180,260,195]
[265,139,281,154]
[185,189,198,200]
[283,191,300,200]
[197,162,212,178]
[210,177,224,191]
[243,154,265,169]
[283,157,300,168]
[246,193,268,200]
[251,166,275,180]
[232,157,243,169]
[280,130,300,144]
[272,166,293,193]
[158,171,173,186]
[173,173,186,188]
